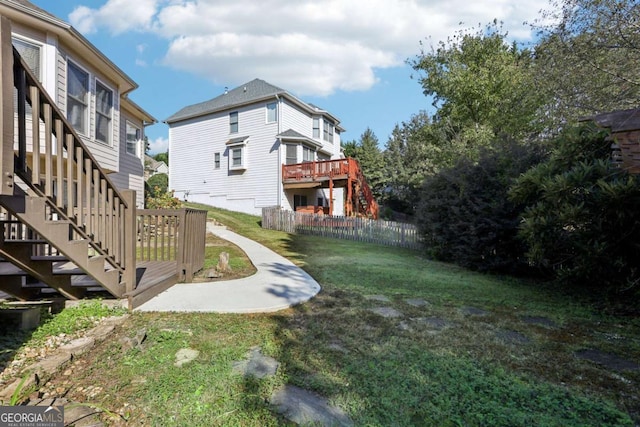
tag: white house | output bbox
[166,78,347,216]
[1,0,156,208]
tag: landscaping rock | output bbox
[232,347,279,378]
[174,348,199,367]
[365,295,390,302]
[520,315,559,328]
[404,298,430,307]
[460,306,489,316]
[30,352,72,376]
[369,307,403,318]
[496,330,531,344]
[60,337,95,357]
[574,349,640,372]
[270,385,353,426]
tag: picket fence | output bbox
[261,207,422,250]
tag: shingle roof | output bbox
[277,129,307,139]
[165,79,289,123]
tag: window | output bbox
[231,147,243,168]
[313,118,320,138]
[285,144,297,165]
[323,121,329,141]
[302,146,314,162]
[293,195,307,210]
[230,111,238,133]
[67,61,89,135]
[126,122,140,156]
[214,152,220,169]
[95,81,113,144]
[266,102,277,123]
[13,38,40,79]
[329,123,334,143]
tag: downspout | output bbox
[275,94,282,208]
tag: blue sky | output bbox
[30,0,551,154]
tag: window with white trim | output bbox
[230,111,238,133]
[125,121,141,156]
[214,152,220,169]
[231,147,243,168]
[95,81,113,144]
[323,121,329,141]
[302,146,314,162]
[266,102,277,123]
[285,144,297,164]
[67,61,89,135]
[13,38,41,80]
[313,118,320,138]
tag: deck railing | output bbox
[137,208,207,281]
[282,158,350,181]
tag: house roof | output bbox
[0,0,138,96]
[277,129,324,150]
[588,108,640,133]
[144,155,167,171]
[165,78,343,129]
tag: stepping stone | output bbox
[232,347,279,379]
[405,298,430,307]
[574,349,640,372]
[495,330,530,344]
[174,348,199,367]
[365,295,390,302]
[520,315,558,328]
[460,306,489,316]
[270,385,353,426]
[369,307,403,318]
[417,317,452,330]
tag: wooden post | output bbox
[122,190,137,296]
[176,209,186,281]
[0,17,14,195]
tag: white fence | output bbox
[261,207,422,250]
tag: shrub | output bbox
[510,124,640,295]
[145,189,182,209]
[146,173,168,198]
[416,140,545,274]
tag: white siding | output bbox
[169,103,281,216]
[108,110,145,208]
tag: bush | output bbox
[510,124,640,295]
[145,189,182,209]
[416,140,545,274]
[146,173,168,198]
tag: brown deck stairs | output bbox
[282,157,379,219]
[0,17,206,309]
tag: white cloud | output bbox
[69,0,159,35]
[70,0,550,95]
[147,136,168,154]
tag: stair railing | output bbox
[0,17,136,292]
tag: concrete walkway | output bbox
[136,223,321,313]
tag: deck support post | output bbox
[329,176,333,216]
[122,190,137,299]
[0,17,14,196]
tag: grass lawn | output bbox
[1,205,638,426]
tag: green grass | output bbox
[3,205,638,425]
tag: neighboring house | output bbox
[144,154,168,180]
[166,78,347,216]
[589,108,640,174]
[0,0,156,208]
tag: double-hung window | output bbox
[95,81,113,144]
[285,144,297,165]
[230,111,238,133]
[266,102,277,123]
[214,152,221,169]
[126,122,141,156]
[231,147,243,168]
[227,137,247,171]
[302,146,314,162]
[67,61,89,135]
[323,121,329,141]
[12,38,41,116]
[313,118,320,138]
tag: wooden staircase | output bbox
[347,158,379,219]
[0,17,136,305]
